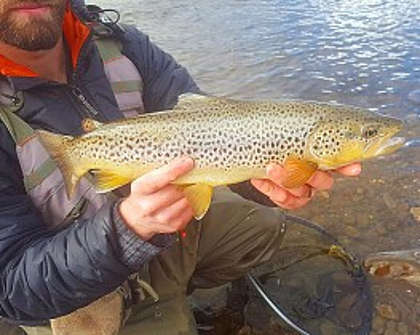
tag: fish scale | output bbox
[37,93,404,219]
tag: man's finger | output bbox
[336,163,362,176]
[307,171,333,190]
[266,163,287,186]
[251,179,288,203]
[155,197,191,223]
[132,157,194,195]
[138,185,185,215]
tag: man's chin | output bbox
[0,4,65,51]
[0,21,61,51]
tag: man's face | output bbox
[0,0,67,51]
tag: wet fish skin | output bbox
[37,94,405,218]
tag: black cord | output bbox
[86,6,121,26]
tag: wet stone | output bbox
[386,320,397,331]
[342,213,356,226]
[319,320,338,335]
[355,213,371,228]
[318,190,330,199]
[372,315,385,333]
[383,192,398,210]
[410,207,420,222]
[374,224,388,236]
[397,322,409,335]
[237,325,252,335]
[376,304,400,321]
[344,225,361,238]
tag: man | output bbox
[0,0,361,334]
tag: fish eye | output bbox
[362,126,378,139]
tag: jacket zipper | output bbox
[70,85,99,117]
[67,30,99,119]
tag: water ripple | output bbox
[97,0,419,119]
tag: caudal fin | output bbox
[36,130,83,199]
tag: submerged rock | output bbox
[410,207,420,222]
[376,303,400,321]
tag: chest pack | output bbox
[0,27,145,229]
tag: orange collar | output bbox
[0,7,91,78]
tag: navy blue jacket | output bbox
[0,1,199,324]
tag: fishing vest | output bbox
[0,27,145,229]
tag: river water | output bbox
[93,1,420,334]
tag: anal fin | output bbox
[283,157,318,189]
[182,184,213,220]
[92,169,133,193]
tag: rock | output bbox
[386,320,397,331]
[383,193,398,210]
[319,320,338,335]
[318,190,330,199]
[356,187,364,195]
[397,322,409,335]
[344,225,361,238]
[237,325,252,335]
[376,304,400,321]
[371,315,385,333]
[356,213,370,228]
[410,207,420,222]
[374,224,388,236]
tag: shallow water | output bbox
[94,0,420,333]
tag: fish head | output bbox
[306,106,405,169]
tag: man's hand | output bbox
[251,163,362,210]
[118,157,195,241]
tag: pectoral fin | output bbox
[282,158,318,189]
[92,169,133,193]
[182,184,213,220]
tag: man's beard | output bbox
[0,1,67,51]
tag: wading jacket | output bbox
[0,1,199,325]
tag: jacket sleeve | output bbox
[0,126,171,324]
[120,25,201,112]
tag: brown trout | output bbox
[38,94,405,219]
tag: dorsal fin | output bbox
[82,118,104,133]
[174,93,222,110]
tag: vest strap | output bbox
[24,158,57,192]
[0,106,34,144]
[94,38,123,63]
[111,80,143,94]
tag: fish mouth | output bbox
[364,123,405,158]
[369,136,406,156]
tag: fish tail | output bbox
[36,130,84,199]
